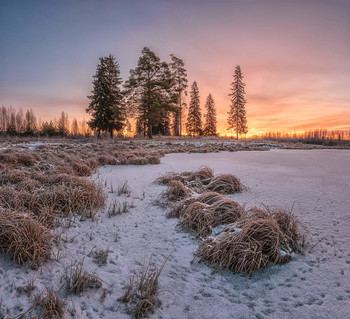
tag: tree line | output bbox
[1,48,248,139]
[0,106,93,137]
[86,47,248,138]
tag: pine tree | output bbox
[125,47,176,138]
[186,81,202,136]
[170,54,188,136]
[203,93,217,136]
[227,65,248,139]
[86,55,125,138]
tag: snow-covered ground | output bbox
[1,149,350,318]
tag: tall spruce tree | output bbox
[86,55,125,138]
[227,65,248,139]
[125,47,175,138]
[186,81,202,136]
[203,93,217,136]
[170,54,188,136]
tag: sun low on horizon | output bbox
[1,0,349,137]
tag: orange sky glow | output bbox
[1,1,349,136]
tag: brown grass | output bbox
[186,167,214,185]
[164,180,191,202]
[33,288,66,319]
[119,255,168,318]
[147,156,161,164]
[211,198,243,227]
[196,206,306,276]
[156,172,185,185]
[167,197,196,218]
[179,202,214,237]
[64,260,102,295]
[72,162,92,176]
[195,191,223,205]
[206,174,243,194]
[0,209,52,268]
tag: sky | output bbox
[1,0,349,136]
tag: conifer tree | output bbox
[203,93,217,136]
[86,55,125,138]
[186,81,202,136]
[227,65,248,139]
[170,54,188,136]
[125,47,176,138]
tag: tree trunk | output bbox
[97,129,101,139]
[148,120,153,139]
[110,129,113,139]
[179,94,182,137]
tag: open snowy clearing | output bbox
[1,149,350,318]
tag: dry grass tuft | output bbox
[206,174,243,194]
[164,180,191,202]
[0,176,105,219]
[33,288,66,319]
[167,197,196,218]
[156,172,185,186]
[147,156,161,165]
[196,219,283,276]
[179,202,214,237]
[64,260,102,295]
[119,256,168,318]
[157,167,213,187]
[16,151,37,167]
[185,167,214,185]
[211,198,243,227]
[72,162,92,176]
[195,191,223,205]
[196,206,306,276]
[0,209,52,268]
